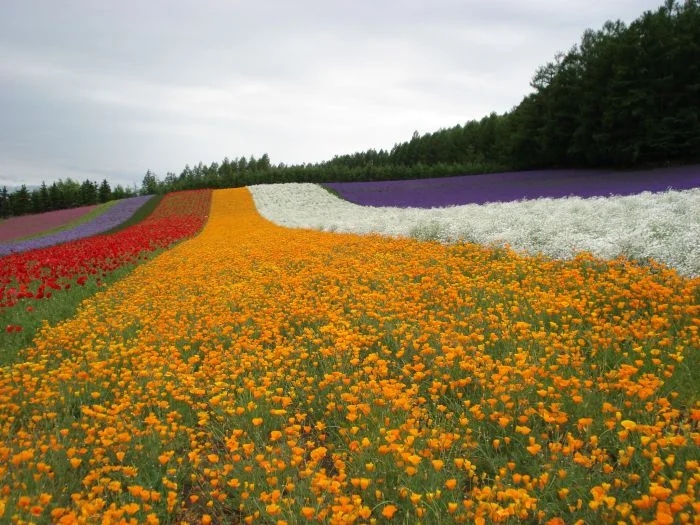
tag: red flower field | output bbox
[0,190,210,321]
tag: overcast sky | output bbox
[1,0,663,189]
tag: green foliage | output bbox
[141,170,160,195]
[79,179,98,206]
[0,186,9,218]
[98,179,112,203]
[509,0,700,168]
[12,185,31,216]
[1,178,137,219]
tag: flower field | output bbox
[0,196,155,257]
[324,165,700,208]
[0,205,101,243]
[250,184,700,278]
[1,187,697,524]
[1,190,210,348]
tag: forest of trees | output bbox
[2,0,698,218]
[0,179,137,219]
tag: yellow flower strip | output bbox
[0,188,698,524]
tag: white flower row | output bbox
[248,183,700,277]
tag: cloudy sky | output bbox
[1,0,662,189]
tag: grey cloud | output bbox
[0,0,664,186]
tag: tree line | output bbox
[2,0,698,219]
[320,0,699,173]
[0,179,137,219]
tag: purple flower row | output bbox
[325,165,700,208]
[0,196,153,257]
[0,204,99,242]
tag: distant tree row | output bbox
[321,0,700,172]
[136,0,698,196]
[509,0,699,168]
[2,0,697,219]
[0,179,137,218]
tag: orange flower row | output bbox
[0,187,697,523]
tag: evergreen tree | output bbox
[98,179,112,203]
[141,170,160,195]
[0,186,9,218]
[79,179,98,205]
[39,181,50,211]
[257,153,271,171]
[112,184,127,200]
[57,179,81,208]
[30,188,43,214]
[48,182,63,210]
[12,185,31,216]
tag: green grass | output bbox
[1,262,147,366]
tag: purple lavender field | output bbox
[0,195,152,256]
[0,204,99,242]
[325,165,700,207]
